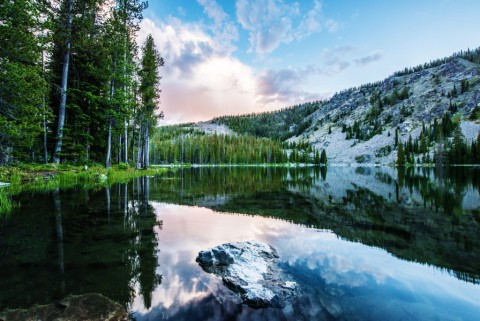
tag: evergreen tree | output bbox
[0,0,48,163]
[320,149,327,165]
[394,128,399,147]
[137,34,164,168]
[397,142,405,166]
[451,126,465,164]
[314,149,321,164]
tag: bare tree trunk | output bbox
[106,65,116,168]
[42,52,48,163]
[144,124,149,168]
[136,123,143,169]
[118,135,122,164]
[106,119,112,169]
[124,118,128,163]
[53,0,73,164]
[123,28,128,164]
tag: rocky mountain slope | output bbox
[294,57,480,164]
[167,49,480,164]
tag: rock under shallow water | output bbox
[196,241,298,308]
[0,293,128,321]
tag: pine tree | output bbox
[394,128,399,147]
[0,0,47,163]
[397,142,405,166]
[320,149,327,165]
[451,126,465,164]
[137,34,164,168]
[314,149,320,164]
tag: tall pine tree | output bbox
[137,34,164,168]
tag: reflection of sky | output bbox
[131,203,480,321]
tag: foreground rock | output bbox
[196,241,298,308]
[0,293,128,321]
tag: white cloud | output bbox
[354,51,383,67]
[139,18,272,124]
[137,13,345,124]
[236,0,298,55]
[197,0,239,55]
[177,6,186,17]
[236,0,340,55]
[197,0,227,26]
[325,18,340,33]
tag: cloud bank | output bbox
[138,1,382,124]
[236,0,338,55]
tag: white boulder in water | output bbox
[196,241,298,308]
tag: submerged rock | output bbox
[0,293,128,321]
[196,241,298,308]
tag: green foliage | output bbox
[0,0,155,167]
[393,47,480,77]
[151,129,289,164]
[213,101,322,140]
[0,188,16,216]
[320,149,327,164]
[397,142,405,166]
[118,162,129,170]
[0,0,48,163]
[355,155,367,163]
[469,106,480,120]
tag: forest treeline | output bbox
[0,0,162,168]
[150,126,328,165]
[396,116,480,166]
[212,101,323,141]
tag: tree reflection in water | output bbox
[0,166,479,320]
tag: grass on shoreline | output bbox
[0,163,169,216]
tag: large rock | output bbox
[196,241,298,308]
[0,293,128,321]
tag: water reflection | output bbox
[0,167,479,320]
[149,166,480,283]
[0,177,161,311]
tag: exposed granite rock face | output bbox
[196,241,298,308]
[0,293,128,321]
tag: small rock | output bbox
[196,241,298,308]
[0,293,128,321]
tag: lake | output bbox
[1,166,480,320]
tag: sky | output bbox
[137,0,480,125]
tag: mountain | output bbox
[155,48,480,165]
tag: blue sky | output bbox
[138,0,480,124]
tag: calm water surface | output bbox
[1,167,480,320]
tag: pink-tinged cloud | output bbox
[138,17,337,124]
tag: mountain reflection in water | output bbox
[0,167,479,320]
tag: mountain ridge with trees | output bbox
[159,47,480,165]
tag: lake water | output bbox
[1,166,480,320]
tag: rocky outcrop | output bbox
[0,293,128,321]
[196,241,298,308]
